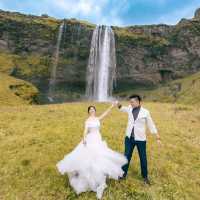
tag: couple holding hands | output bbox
[56,94,161,199]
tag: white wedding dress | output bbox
[56,117,127,199]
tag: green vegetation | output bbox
[0,102,199,199]
[0,10,60,28]
[66,18,95,29]
[13,54,51,78]
[0,52,51,78]
[114,26,169,48]
[0,52,15,74]
[115,71,200,105]
[0,72,38,105]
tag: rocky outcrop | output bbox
[0,9,200,102]
[113,11,200,91]
[194,8,200,19]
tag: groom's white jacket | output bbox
[119,105,158,141]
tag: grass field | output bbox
[0,101,200,200]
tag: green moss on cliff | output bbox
[66,18,95,29]
[114,26,169,47]
[0,10,60,28]
[0,52,15,74]
[13,54,51,78]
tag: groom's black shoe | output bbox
[143,178,151,185]
[119,173,127,180]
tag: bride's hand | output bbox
[156,137,162,147]
[112,101,118,107]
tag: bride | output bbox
[56,103,127,199]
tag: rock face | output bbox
[194,8,200,19]
[0,9,200,102]
[113,16,200,91]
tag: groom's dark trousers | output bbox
[122,136,148,178]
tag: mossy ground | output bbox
[0,101,199,200]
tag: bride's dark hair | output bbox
[88,105,96,113]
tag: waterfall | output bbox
[86,25,116,102]
[48,22,65,102]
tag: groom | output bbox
[116,95,161,184]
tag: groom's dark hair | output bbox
[129,94,142,102]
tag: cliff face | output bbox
[114,11,200,91]
[0,9,200,102]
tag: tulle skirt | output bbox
[56,131,127,198]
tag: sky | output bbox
[0,0,200,26]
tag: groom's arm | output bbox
[116,102,129,113]
[146,111,158,134]
[146,111,161,142]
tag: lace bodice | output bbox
[85,117,100,134]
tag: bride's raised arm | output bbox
[98,103,114,121]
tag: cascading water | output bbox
[86,25,116,102]
[48,22,65,102]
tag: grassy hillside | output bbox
[0,9,60,28]
[0,102,199,200]
[0,72,38,105]
[115,71,200,105]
